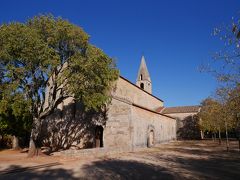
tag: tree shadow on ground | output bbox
[0,164,78,180]
[155,154,240,179]
[1,141,240,180]
[146,145,240,180]
[81,159,180,180]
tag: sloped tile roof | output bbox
[159,105,201,114]
[155,106,165,112]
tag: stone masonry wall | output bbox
[102,77,176,151]
[113,77,164,110]
[166,112,197,120]
[165,112,198,130]
[104,96,176,151]
[44,76,176,154]
[104,98,132,151]
[131,106,176,149]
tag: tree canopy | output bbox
[0,15,119,154]
[202,15,240,86]
[199,15,240,145]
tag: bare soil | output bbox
[0,140,240,180]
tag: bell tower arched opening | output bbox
[136,55,152,94]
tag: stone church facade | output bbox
[105,56,176,151]
[43,56,176,153]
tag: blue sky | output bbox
[1,0,239,107]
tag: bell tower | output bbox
[136,55,152,94]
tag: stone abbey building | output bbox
[105,56,176,151]
[43,56,177,153]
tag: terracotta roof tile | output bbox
[160,105,201,114]
[155,106,164,112]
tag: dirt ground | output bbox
[0,140,240,180]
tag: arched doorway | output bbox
[95,126,103,148]
[147,130,154,147]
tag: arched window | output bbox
[140,74,143,80]
[140,83,144,89]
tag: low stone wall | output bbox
[60,140,176,158]
[60,147,126,158]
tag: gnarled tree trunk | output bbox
[12,135,20,150]
[28,137,41,157]
[28,118,42,157]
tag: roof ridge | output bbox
[161,105,201,114]
[120,76,164,102]
[160,107,166,113]
[165,105,200,108]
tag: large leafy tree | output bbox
[225,85,240,148]
[199,98,224,138]
[200,15,240,149]
[0,64,31,149]
[0,93,32,149]
[203,15,240,86]
[199,94,237,150]
[0,15,119,156]
[226,85,240,120]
